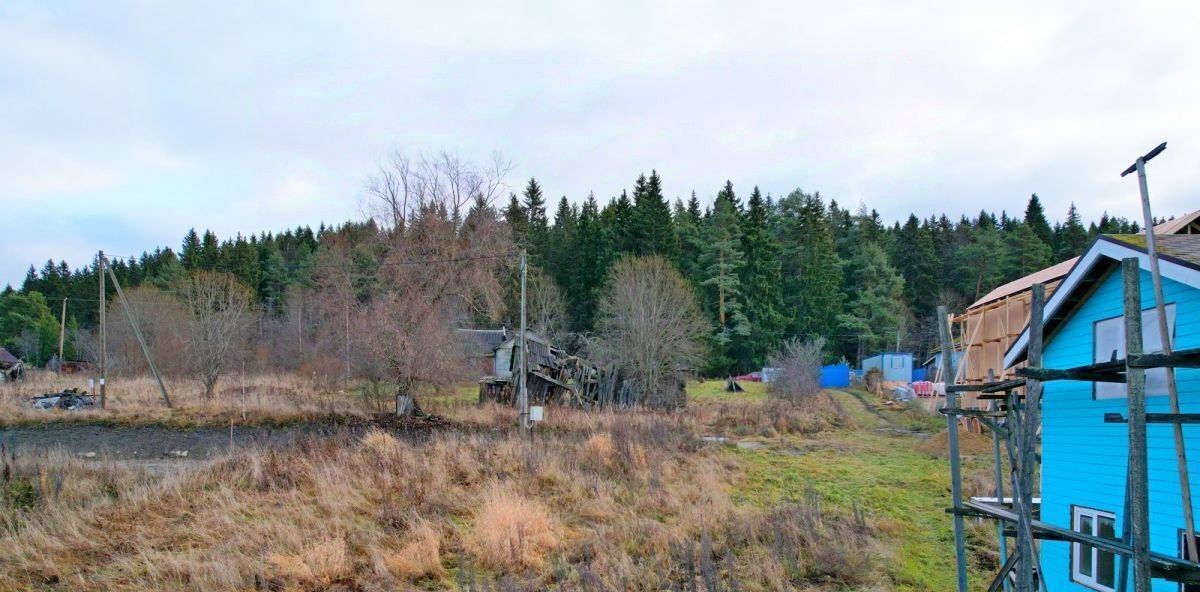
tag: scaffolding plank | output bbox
[962,500,1200,583]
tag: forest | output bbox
[3,155,1147,383]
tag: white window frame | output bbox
[1093,304,1177,400]
[1072,506,1118,592]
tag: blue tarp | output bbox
[911,368,926,382]
[819,363,851,388]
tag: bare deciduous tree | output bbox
[527,267,568,345]
[176,271,253,398]
[107,286,189,377]
[366,149,512,230]
[595,255,708,407]
[767,337,826,402]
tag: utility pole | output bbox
[518,250,529,436]
[1122,141,1198,560]
[58,297,67,370]
[98,251,107,409]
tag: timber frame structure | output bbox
[939,259,1200,591]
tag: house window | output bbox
[1180,530,1200,592]
[1072,506,1118,591]
[1093,304,1177,399]
[891,356,904,369]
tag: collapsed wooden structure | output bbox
[475,332,663,409]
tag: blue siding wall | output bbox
[862,353,913,382]
[1041,268,1200,591]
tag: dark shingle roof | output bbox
[0,347,20,366]
[1106,234,1200,268]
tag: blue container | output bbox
[819,363,851,388]
[911,367,926,382]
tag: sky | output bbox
[2,1,1198,287]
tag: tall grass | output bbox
[0,400,887,591]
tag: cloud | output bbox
[1,0,1199,286]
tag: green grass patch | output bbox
[728,390,987,591]
[686,379,767,403]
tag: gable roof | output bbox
[1003,234,1200,368]
[0,347,19,366]
[969,257,1079,309]
[1152,209,1200,235]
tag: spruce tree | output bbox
[522,178,549,264]
[778,190,843,345]
[1023,193,1053,245]
[1004,223,1052,280]
[199,230,220,270]
[892,215,940,318]
[571,194,609,330]
[1055,202,1089,260]
[502,191,529,254]
[738,187,785,369]
[837,242,905,363]
[630,170,678,259]
[180,228,202,270]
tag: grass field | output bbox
[0,376,1000,590]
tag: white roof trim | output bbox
[1002,238,1200,369]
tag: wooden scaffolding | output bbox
[939,260,1200,591]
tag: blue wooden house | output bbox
[1004,234,1200,591]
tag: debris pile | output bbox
[30,388,97,411]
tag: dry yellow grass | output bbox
[383,521,444,580]
[0,371,371,427]
[465,484,561,572]
[0,381,913,590]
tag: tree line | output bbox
[5,155,1148,388]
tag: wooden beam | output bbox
[1123,257,1152,592]
[939,305,969,592]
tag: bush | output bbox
[766,338,826,402]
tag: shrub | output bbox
[766,338,826,403]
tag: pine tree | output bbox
[699,188,749,374]
[1024,193,1053,245]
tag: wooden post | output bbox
[1132,153,1198,559]
[98,251,107,409]
[57,297,66,370]
[938,305,969,592]
[992,393,1011,592]
[1122,258,1152,592]
[518,250,529,436]
[1015,283,1045,592]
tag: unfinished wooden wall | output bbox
[953,278,1065,386]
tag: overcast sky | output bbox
[2,1,1198,287]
